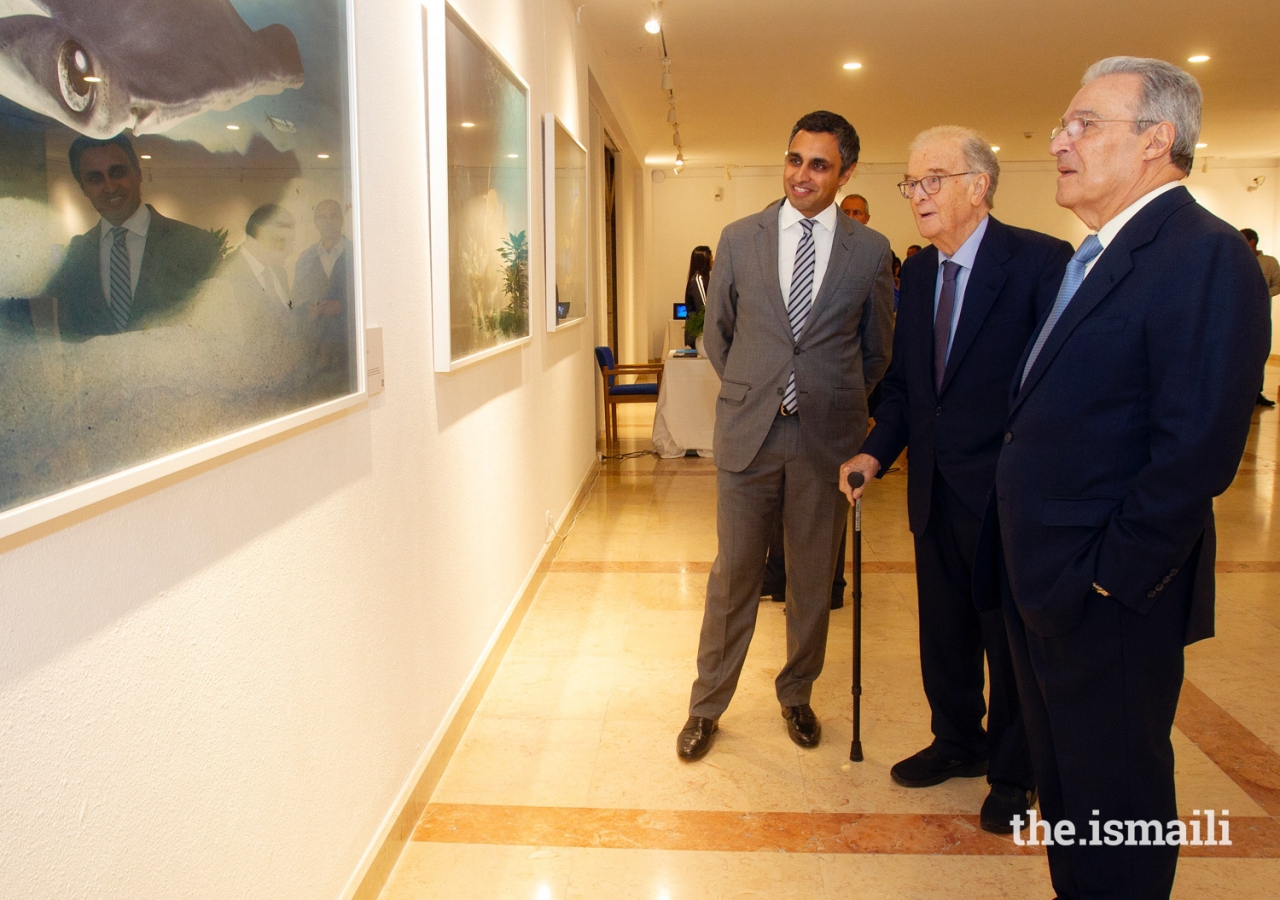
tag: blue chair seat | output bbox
[610,383,659,396]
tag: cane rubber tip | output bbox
[849,741,864,762]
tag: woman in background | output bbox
[683,245,713,349]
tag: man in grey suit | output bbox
[678,111,895,760]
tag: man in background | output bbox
[842,125,1071,833]
[678,111,894,761]
[840,193,870,225]
[44,134,220,338]
[1240,228,1279,406]
[292,199,353,309]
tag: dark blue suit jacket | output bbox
[860,216,1072,533]
[981,186,1271,642]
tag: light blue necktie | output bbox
[107,226,132,332]
[1020,233,1103,388]
[782,218,816,414]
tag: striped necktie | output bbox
[934,260,961,395]
[107,225,132,332]
[1019,233,1103,388]
[782,218,816,414]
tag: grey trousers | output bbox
[689,414,849,719]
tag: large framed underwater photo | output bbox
[0,0,365,539]
[423,0,532,372]
[543,114,587,332]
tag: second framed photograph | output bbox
[423,0,532,372]
[543,114,588,331]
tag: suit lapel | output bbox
[807,214,855,328]
[940,217,1008,395]
[755,200,792,334]
[1011,186,1195,414]
[133,206,166,315]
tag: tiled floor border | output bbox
[413,805,1280,858]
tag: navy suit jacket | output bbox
[46,206,221,339]
[979,186,1271,642]
[860,216,1072,533]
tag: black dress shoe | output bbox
[890,744,988,787]
[677,715,718,760]
[1258,393,1276,408]
[980,783,1038,834]
[782,704,821,747]
[830,595,844,610]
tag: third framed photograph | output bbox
[423,0,532,372]
[543,114,588,331]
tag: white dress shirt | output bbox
[239,241,292,309]
[933,214,990,363]
[778,200,839,310]
[1085,180,1182,277]
[97,203,150,305]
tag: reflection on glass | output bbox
[0,0,360,519]
[551,118,587,326]
[442,6,530,361]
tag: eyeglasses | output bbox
[1050,117,1156,142]
[897,172,975,199]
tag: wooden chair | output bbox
[595,346,664,445]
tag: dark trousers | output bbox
[761,517,847,602]
[1003,558,1188,899]
[915,471,1031,789]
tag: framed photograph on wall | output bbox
[542,114,587,332]
[0,0,365,540]
[423,0,532,372]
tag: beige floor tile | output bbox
[1171,727,1268,817]
[1170,859,1280,899]
[476,655,620,722]
[818,854,1054,900]
[384,843,573,900]
[587,715,810,812]
[432,716,604,806]
[565,848,825,900]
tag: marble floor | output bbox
[383,364,1280,899]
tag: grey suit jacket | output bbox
[704,200,895,480]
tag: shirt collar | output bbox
[938,214,990,271]
[779,198,838,235]
[99,203,150,239]
[1095,180,1182,250]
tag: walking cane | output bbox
[847,471,865,762]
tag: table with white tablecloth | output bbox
[651,355,720,458]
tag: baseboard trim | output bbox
[339,456,602,900]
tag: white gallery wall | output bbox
[0,1,601,898]
[646,158,1280,360]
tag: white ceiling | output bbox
[582,0,1280,168]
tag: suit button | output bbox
[1170,568,1178,576]
[777,387,784,396]
[1162,576,1171,584]
[936,407,943,416]
[1155,584,1164,592]
[1004,432,1013,444]
[793,347,801,355]
[1147,590,1157,598]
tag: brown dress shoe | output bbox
[782,704,821,747]
[677,715,718,760]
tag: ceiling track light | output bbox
[645,0,661,34]
[672,129,681,146]
[667,97,678,123]
[661,56,673,91]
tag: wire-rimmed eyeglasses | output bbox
[1049,117,1157,142]
[897,172,976,199]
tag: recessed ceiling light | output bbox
[1195,142,1208,149]
[842,62,862,70]
[990,145,1000,152]
[317,153,330,159]
[644,17,660,34]
[507,153,519,158]
[83,76,102,83]
[226,124,240,130]
[460,121,475,128]
[140,154,152,160]
[1188,54,1210,63]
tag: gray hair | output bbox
[843,193,869,213]
[1082,56,1201,175]
[908,126,1000,208]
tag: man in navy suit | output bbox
[840,126,1071,832]
[977,58,1270,898]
